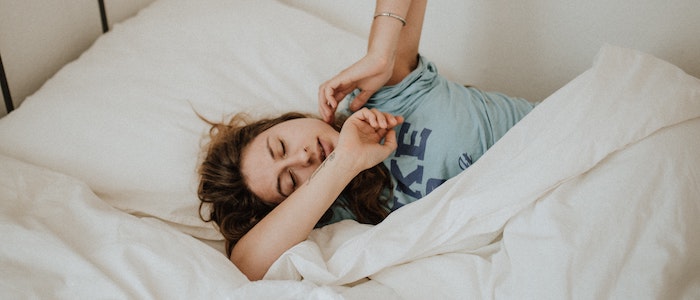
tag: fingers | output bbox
[382,128,398,150]
[353,108,403,130]
[348,89,373,112]
[318,78,355,123]
[318,87,339,123]
[337,108,403,168]
[318,93,335,123]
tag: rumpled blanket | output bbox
[264,45,700,299]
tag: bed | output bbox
[1,0,699,298]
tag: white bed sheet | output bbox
[0,153,399,299]
[264,46,700,298]
[2,45,697,299]
[0,154,240,298]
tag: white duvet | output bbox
[263,46,700,298]
[1,45,699,299]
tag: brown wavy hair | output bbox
[197,112,392,256]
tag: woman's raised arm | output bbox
[319,0,427,123]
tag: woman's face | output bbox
[241,117,339,205]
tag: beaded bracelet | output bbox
[373,12,407,26]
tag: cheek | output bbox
[243,170,279,205]
[240,142,275,201]
[297,164,319,185]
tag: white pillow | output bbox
[0,0,366,239]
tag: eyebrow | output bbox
[267,136,288,198]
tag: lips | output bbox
[317,138,331,161]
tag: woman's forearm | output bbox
[370,0,427,85]
[230,151,359,281]
[368,0,411,62]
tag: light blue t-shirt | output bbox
[320,56,535,225]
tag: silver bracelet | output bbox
[373,12,407,26]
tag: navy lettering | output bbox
[395,122,431,160]
[390,159,423,199]
[425,178,447,194]
[458,152,473,170]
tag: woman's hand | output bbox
[334,108,403,172]
[318,54,395,124]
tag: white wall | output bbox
[283,0,700,102]
[105,0,155,29]
[0,1,102,118]
[2,0,698,118]
[0,0,154,118]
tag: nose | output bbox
[285,146,318,181]
[288,146,312,166]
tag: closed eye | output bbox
[270,137,290,198]
[280,139,287,158]
[288,169,297,190]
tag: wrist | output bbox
[326,149,365,175]
[374,12,406,26]
[365,52,394,74]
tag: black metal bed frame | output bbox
[1,0,109,115]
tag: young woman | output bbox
[198,0,535,281]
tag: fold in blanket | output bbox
[0,155,247,298]
[265,45,700,298]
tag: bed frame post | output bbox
[0,53,13,114]
[98,0,109,33]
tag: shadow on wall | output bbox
[424,0,700,102]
